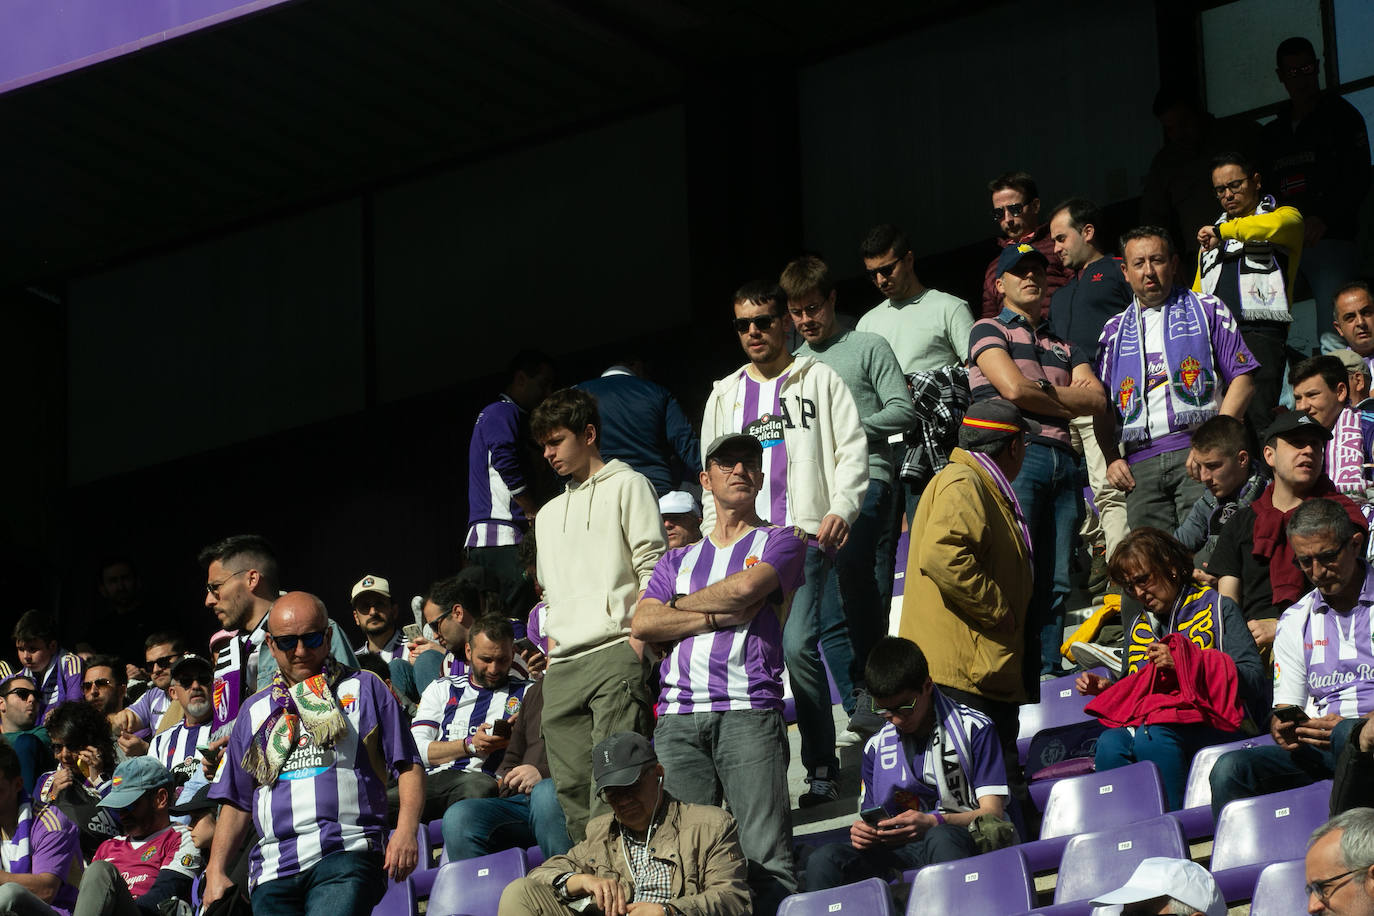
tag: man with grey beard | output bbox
[147,655,216,806]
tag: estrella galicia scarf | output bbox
[242,660,350,786]
[1198,194,1291,322]
[1109,290,1220,443]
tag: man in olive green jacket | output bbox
[499,733,750,916]
[899,400,1035,787]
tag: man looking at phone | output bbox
[803,637,1010,890]
[404,615,532,823]
[1210,497,1374,819]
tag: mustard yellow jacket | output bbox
[898,448,1033,703]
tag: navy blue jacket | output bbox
[576,368,700,496]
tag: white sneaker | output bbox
[835,729,863,748]
[1071,640,1122,672]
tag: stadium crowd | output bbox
[4,32,1374,916]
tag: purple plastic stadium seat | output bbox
[1053,815,1187,905]
[1174,734,1277,838]
[1017,669,1108,765]
[1248,859,1308,916]
[525,845,545,868]
[902,846,1033,915]
[428,847,529,916]
[777,877,895,916]
[1016,761,1167,873]
[1210,781,1332,902]
[371,877,417,916]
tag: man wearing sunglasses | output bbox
[980,171,1072,320]
[204,592,422,916]
[1305,808,1374,915]
[0,674,54,796]
[80,655,127,722]
[855,223,972,376]
[1210,497,1374,820]
[804,637,1009,892]
[1264,35,1371,347]
[147,655,215,804]
[112,634,186,747]
[700,281,868,809]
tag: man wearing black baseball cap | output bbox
[498,732,750,916]
[898,399,1036,793]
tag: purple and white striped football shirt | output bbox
[1274,569,1374,717]
[413,674,530,775]
[208,670,420,889]
[149,720,213,790]
[643,525,806,714]
[731,369,793,527]
[465,396,529,548]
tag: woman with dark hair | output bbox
[34,699,122,856]
[1076,527,1266,809]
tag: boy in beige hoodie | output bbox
[530,388,667,842]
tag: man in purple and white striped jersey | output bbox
[405,615,531,823]
[633,432,807,915]
[465,350,555,611]
[202,593,423,916]
[1211,498,1374,818]
[147,655,214,806]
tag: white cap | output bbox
[1091,858,1225,916]
[659,490,700,517]
[350,574,391,602]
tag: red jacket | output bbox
[980,224,1074,319]
[1084,633,1244,730]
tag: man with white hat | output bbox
[1091,857,1226,916]
[658,491,702,550]
[350,574,405,662]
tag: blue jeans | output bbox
[803,824,976,891]
[442,777,572,862]
[251,850,387,916]
[1095,724,1239,811]
[1208,717,1360,820]
[783,545,838,774]
[1011,443,1083,675]
[820,480,893,704]
[655,709,796,914]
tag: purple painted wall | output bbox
[0,0,297,94]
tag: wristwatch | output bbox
[553,872,575,901]
[1035,378,1053,393]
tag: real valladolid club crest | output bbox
[1173,355,1215,407]
[1117,376,1142,424]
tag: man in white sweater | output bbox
[530,388,667,842]
[701,281,869,806]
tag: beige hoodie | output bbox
[536,459,667,662]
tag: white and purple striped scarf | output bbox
[0,801,33,873]
[968,450,1033,574]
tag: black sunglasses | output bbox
[269,630,328,652]
[866,258,903,281]
[1,687,36,701]
[731,315,779,334]
[991,202,1026,221]
[83,678,114,692]
[148,654,181,670]
[175,672,210,689]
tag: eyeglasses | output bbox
[870,696,921,719]
[1213,177,1250,197]
[205,568,249,598]
[175,673,209,689]
[147,654,181,670]
[1305,867,1361,902]
[992,202,1026,221]
[1292,541,1351,570]
[83,678,114,693]
[788,302,825,318]
[1282,61,1319,78]
[865,258,903,281]
[1,688,36,701]
[269,630,328,652]
[709,455,762,474]
[731,314,779,334]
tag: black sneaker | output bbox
[845,688,885,740]
[798,767,839,808]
